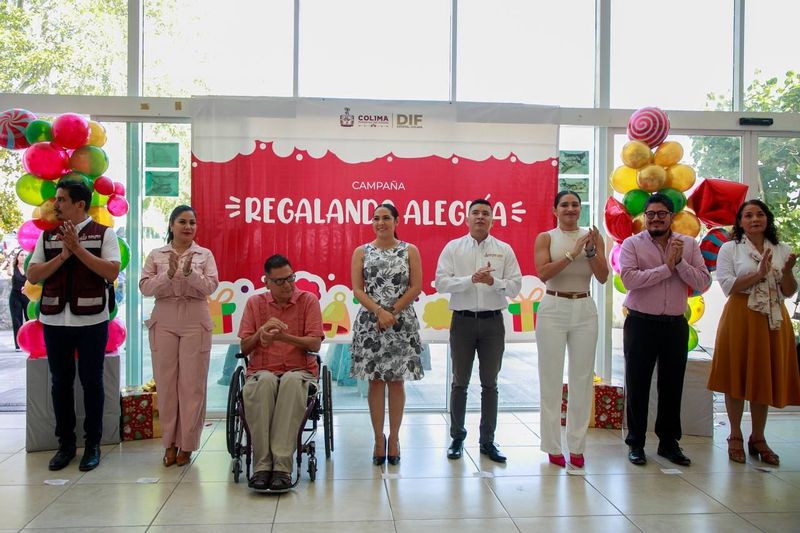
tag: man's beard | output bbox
[648,228,669,237]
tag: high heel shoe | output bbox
[727,436,746,464]
[748,437,779,466]
[372,435,387,466]
[569,453,585,468]
[175,450,192,467]
[548,453,566,467]
[387,437,401,465]
[163,445,178,467]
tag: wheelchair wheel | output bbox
[232,458,242,484]
[226,366,245,457]
[322,365,333,458]
[308,455,317,481]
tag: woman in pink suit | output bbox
[140,205,219,467]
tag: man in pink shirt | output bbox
[620,193,711,467]
[238,254,323,492]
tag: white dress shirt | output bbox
[435,234,522,311]
[716,239,791,297]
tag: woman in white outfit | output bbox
[534,191,608,468]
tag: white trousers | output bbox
[536,294,598,455]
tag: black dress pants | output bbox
[623,314,688,448]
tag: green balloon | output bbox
[109,305,118,320]
[59,171,92,188]
[24,252,32,272]
[659,188,687,212]
[26,300,40,320]
[622,189,651,216]
[613,273,627,294]
[69,146,109,178]
[684,304,692,321]
[118,237,130,270]
[25,119,53,144]
[91,190,109,207]
[16,173,57,206]
[688,325,699,351]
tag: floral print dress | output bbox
[351,241,423,381]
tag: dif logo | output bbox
[396,114,423,128]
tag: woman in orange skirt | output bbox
[708,199,800,465]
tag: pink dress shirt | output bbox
[620,231,711,316]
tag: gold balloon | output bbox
[631,213,646,234]
[636,164,667,192]
[621,141,653,169]
[610,165,639,194]
[654,141,684,167]
[665,164,696,192]
[89,206,115,227]
[687,295,705,325]
[37,198,59,226]
[23,280,43,302]
[672,211,701,237]
[87,121,107,147]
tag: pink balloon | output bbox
[113,181,126,196]
[51,113,90,149]
[17,220,44,251]
[106,318,127,353]
[18,320,47,358]
[609,243,622,274]
[22,142,69,180]
[106,194,129,217]
[93,175,114,195]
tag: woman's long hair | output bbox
[732,199,778,245]
[166,205,197,244]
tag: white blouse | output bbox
[715,239,791,297]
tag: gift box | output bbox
[120,386,161,441]
[561,382,624,429]
[508,288,544,333]
[208,288,237,335]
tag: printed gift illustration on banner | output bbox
[322,291,351,338]
[507,288,544,332]
[208,288,236,335]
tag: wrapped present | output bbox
[208,288,237,335]
[508,288,544,332]
[120,386,161,441]
[561,381,624,429]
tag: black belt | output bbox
[453,309,502,319]
[627,309,685,323]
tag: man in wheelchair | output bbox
[238,254,323,492]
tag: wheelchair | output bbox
[225,353,334,488]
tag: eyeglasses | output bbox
[644,210,670,220]
[267,273,296,286]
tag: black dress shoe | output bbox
[628,446,647,465]
[479,442,507,463]
[248,470,272,492]
[447,439,464,460]
[79,444,101,472]
[48,446,77,471]
[658,443,691,466]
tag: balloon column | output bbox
[1,108,131,357]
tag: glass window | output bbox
[0,1,126,96]
[744,1,800,112]
[298,0,451,100]
[143,0,293,97]
[610,0,733,110]
[457,0,595,107]
[758,136,800,254]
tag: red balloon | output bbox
[106,318,127,353]
[22,142,69,180]
[687,178,748,227]
[18,320,47,358]
[51,113,90,149]
[604,197,633,243]
[106,194,129,217]
[113,181,126,196]
[93,175,114,195]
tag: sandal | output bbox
[163,446,178,467]
[726,436,746,464]
[748,437,779,466]
[176,450,192,467]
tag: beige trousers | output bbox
[243,370,315,474]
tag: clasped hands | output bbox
[55,221,79,261]
[167,251,195,279]
[665,237,684,271]
[570,226,601,258]
[258,317,288,347]
[472,262,495,285]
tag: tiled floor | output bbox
[1,411,799,532]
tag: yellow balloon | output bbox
[672,211,701,237]
[637,164,667,192]
[610,165,639,194]
[87,121,107,147]
[654,141,684,167]
[631,213,646,234]
[23,280,43,302]
[89,206,115,227]
[621,141,653,169]
[687,295,705,324]
[665,164,697,192]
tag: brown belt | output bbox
[546,290,589,299]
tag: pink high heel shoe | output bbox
[569,453,585,468]
[548,453,566,467]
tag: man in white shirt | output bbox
[27,181,121,472]
[435,199,522,463]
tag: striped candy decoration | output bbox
[0,108,37,150]
[700,227,731,272]
[627,107,670,148]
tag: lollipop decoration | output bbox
[627,106,670,148]
[0,108,37,150]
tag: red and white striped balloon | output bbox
[627,107,670,148]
